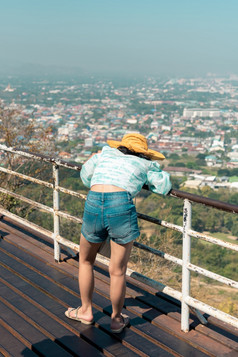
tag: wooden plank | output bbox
[0,216,76,265]
[0,235,114,307]
[78,290,211,356]
[206,316,238,337]
[0,324,37,357]
[102,307,210,357]
[0,220,191,313]
[0,248,175,356]
[46,276,195,356]
[1,218,238,356]
[135,292,181,315]
[1,238,234,357]
[0,286,104,357]
[0,217,55,252]
[119,287,236,357]
[0,303,74,357]
[0,239,160,319]
[0,246,198,356]
[123,298,217,356]
[0,249,80,304]
[0,229,206,353]
[0,225,206,342]
[168,311,201,327]
[0,350,10,357]
[96,314,176,357]
[0,234,181,338]
[0,225,112,292]
[0,232,80,283]
[0,268,141,356]
[1,220,181,316]
[195,324,238,351]
[0,216,77,261]
[0,349,9,357]
[0,239,180,324]
[0,238,78,285]
[0,228,112,291]
[156,291,181,307]
[0,275,166,357]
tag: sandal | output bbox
[111,314,130,333]
[65,307,94,325]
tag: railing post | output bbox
[181,199,192,332]
[53,164,60,262]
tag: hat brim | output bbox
[106,139,122,149]
[107,140,165,160]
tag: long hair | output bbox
[117,146,151,161]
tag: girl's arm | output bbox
[146,162,172,195]
[80,152,101,188]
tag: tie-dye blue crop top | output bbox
[80,146,172,198]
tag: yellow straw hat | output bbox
[107,133,165,160]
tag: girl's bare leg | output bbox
[109,240,134,320]
[66,234,101,322]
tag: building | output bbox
[165,167,202,177]
[183,108,220,119]
[205,155,222,166]
[84,137,93,148]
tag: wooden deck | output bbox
[0,214,237,357]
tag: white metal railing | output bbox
[0,144,237,333]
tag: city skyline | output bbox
[1,0,238,77]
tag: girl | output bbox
[65,133,172,333]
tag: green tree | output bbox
[169,153,179,160]
[218,169,230,176]
[187,161,199,169]
[174,162,186,167]
[231,217,238,236]
[229,193,238,205]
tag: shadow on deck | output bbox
[0,214,237,357]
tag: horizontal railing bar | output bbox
[0,207,54,239]
[0,144,82,171]
[170,189,238,214]
[0,187,53,213]
[56,210,83,224]
[188,263,238,288]
[57,185,87,200]
[55,234,79,251]
[128,270,183,301]
[0,206,110,266]
[137,212,183,233]
[0,187,83,225]
[132,242,238,290]
[1,185,236,255]
[137,212,238,252]
[189,229,238,252]
[133,241,183,265]
[1,144,238,214]
[185,295,238,329]
[0,166,54,189]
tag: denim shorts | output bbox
[81,191,140,244]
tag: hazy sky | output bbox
[1,0,238,76]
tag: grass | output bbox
[210,232,238,244]
[229,176,238,183]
